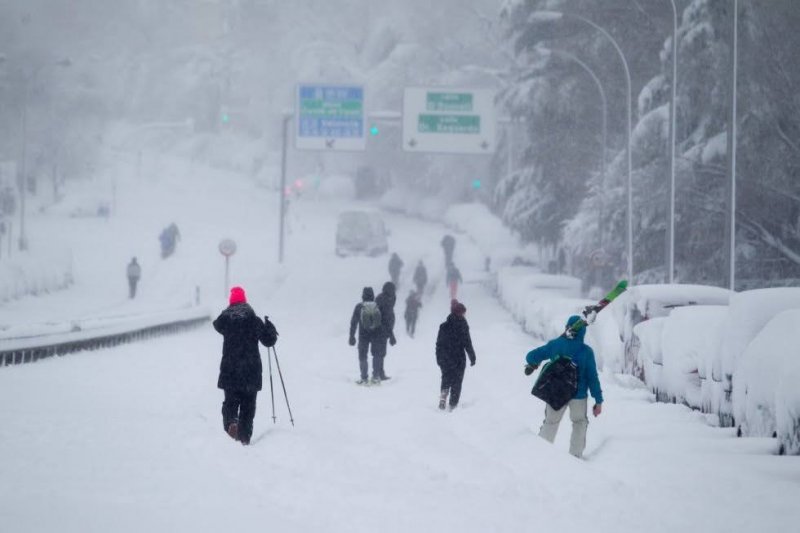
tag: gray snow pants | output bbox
[538,398,589,458]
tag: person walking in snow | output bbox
[126,257,141,299]
[413,260,428,295]
[524,314,603,458]
[349,287,382,384]
[404,290,423,338]
[213,286,278,445]
[373,281,398,382]
[435,299,476,410]
[441,234,456,266]
[388,252,404,288]
[445,263,462,300]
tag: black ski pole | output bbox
[271,346,294,427]
[267,344,276,424]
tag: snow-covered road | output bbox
[1,165,798,533]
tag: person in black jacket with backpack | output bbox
[214,286,278,445]
[374,281,398,382]
[435,299,476,410]
[349,287,382,384]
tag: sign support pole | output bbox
[279,113,291,264]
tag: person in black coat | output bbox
[404,290,422,338]
[413,260,428,295]
[349,287,381,384]
[435,299,476,410]
[441,234,456,265]
[213,286,277,445]
[373,281,397,382]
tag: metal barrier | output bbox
[1,315,210,367]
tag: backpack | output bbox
[531,355,578,411]
[360,301,382,332]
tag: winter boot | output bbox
[438,390,448,410]
[370,377,382,385]
[356,377,370,385]
[226,421,239,441]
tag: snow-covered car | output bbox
[335,210,389,257]
[614,284,733,378]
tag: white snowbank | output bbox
[733,308,800,452]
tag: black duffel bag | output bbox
[531,356,578,411]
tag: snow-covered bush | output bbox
[633,317,668,399]
[716,288,800,425]
[732,309,800,452]
[0,253,73,303]
[496,267,581,322]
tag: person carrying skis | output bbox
[373,281,398,382]
[441,234,456,266]
[436,299,476,410]
[524,312,603,458]
[388,252,404,288]
[404,290,423,338]
[349,287,382,384]
[126,257,141,299]
[445,263,462,300]
[213,286,278,445]
[413,260,428,295]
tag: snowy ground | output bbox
[1,158,798,533]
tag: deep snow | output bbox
[1,154,799,533]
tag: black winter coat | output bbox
[350,301,380,341]
[375,290,396,340]
[214,303,277,392]
[436,314,476,368]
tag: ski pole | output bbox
[267,345,276,424]
[271,346,294,427]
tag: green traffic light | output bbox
[472,179,482,189]
[370,125,379,136]
[221,113,230,124]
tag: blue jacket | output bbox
[525,315,603,404]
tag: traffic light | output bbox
[369,125,379,136]
[472,179,482,190]
[221,112,230,124]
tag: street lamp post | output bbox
[546,48,609,248]
[666,0,678,283]
[725,0,739,290]
[533,11,633,282]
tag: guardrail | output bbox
[1,312,210,367]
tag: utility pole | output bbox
[724,0,738,291]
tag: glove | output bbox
[524,364,538,376]
[389,334,396,346]
[348,336,356,346]
[470,357,476,367]
[582,306,598,325]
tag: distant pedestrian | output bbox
[404,290,423,338]
[159,222,181,259]
[441,234,456,265]
[126,257,141,299]
[213,286,278,445]
[446,263,462,300]
[373,281,398,382]
[388,252,404,287]
[435,299,476,410]
[349,287,382,384]
[413,260,428,295]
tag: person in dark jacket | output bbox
[404,290,422,338]
[435,299,476,410]
[413,260,428,295]
[213,286,278,445]
[388,253,403,287]
[126,257,141,299]
[525,314,603,458]
[349,287,381,384]
[373,281,397,382]
[441,234,456,266]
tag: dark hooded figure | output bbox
[435,299,476,410]
[388,252,404,287]
[413,260,428,295]
[404,290,422,338]
[213,286,278,445]
[373,281,397,381]
[441,234,456,265]
[349,286,381,384]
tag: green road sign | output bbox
[418,114,480,134]
[426,92,473,112]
